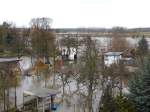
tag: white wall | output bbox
[104,55,122,66]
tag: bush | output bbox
[114,95,135,112]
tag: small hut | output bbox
[0,57,21,112]
[104,52,123,66]
[23,87,59,112]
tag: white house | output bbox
[104,52,123,66]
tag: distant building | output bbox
[0,58,21,73]
[120,57,134,65]
[104,52,123,66]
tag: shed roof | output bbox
[24,88,59,98]
[0,57,20,63]
[104,52,123,56]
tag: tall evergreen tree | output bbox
[128,58,150,112]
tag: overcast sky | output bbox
[0,0,150,28]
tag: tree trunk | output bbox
[53,54,56,87]
[119,76,123,96]
[6,88,9,112]
[3,88,6,112]
[45,78,47,88]
[31,56,34,66]
[88,80,93,112]
[15,85,17,110]
[62,74,65,102]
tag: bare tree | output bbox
[77,37,100,112]
[30,17,52,30]
[111,27,129,52]
[30,17,55,59]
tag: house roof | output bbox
[24,88,59,98]
[104,52,123,56]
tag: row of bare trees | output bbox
[0,19,149,112]
[0,61,21,112]
[0,18,56,111]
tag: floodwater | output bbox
[94,37,150,48]
[5,36,150,111]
